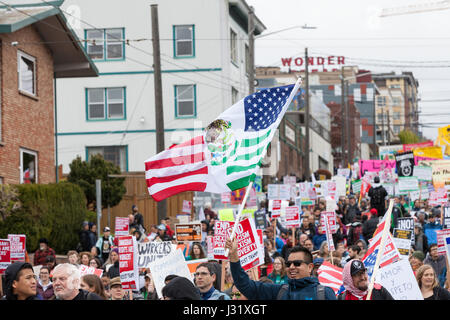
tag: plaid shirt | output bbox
[33,247,56,266]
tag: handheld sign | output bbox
[115,217,129,236]
[213,221,234,260]
[175,223,202,242]
[235,218,261,271]
[285,206,301,228]
[7,234,26,262]
[436,229,450,256]
[0,239,11,275]
[79,264,103,278]
[393,229,413,259]
[182,200,192,214]
[118,235,139,290]
[137,241,175,269]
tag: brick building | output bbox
[0,3,97,184]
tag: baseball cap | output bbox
[157,224,166,231]
[104,226,110,232]
[350,260,366,276]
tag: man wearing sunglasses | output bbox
[225,238,336,300]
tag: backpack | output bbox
[351,224,363,244]
[371,187,384,205]
[276,284,326,300]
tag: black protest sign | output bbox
[395,151,415,177]
[393,228,413,257]
[254,209,267,230]
[397,217,415,245]
[444,206,450,229]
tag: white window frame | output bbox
[175,84,196,118]
[17,51,37,96]
[20,148,38,184]
[174,25,194,57]
[230,28,238,65]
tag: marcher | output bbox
[416,264,450,300]
[268,257,288,284]
[36,266,54,300]
[186,242,206,260]
[78,221,91,252]
[79,251,92,266]
[413,223,429,255]
[362,209,379,242]
[67,250,79,266]
[52,263,103,300]
[343,196,361,225]
[88,222,98,251]
[33,238,56,266]
[161,276,201,300]
[105,248,120,278]
[409,251,425,275]
[109,277,128,300]
[132,205,145,232]
[423,209,442,245]
[140,273,158,300]
[194,262,230,300]
[80,274,108,300]
[368,176,388,217]
[1,262,39,300]
[89,257,103,269]
[95,226,115,263]
[338,259,394,300]
[423,244,447,287]
[226,238,336,300]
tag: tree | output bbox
[0,184,21,222]
[398,129,424,144]
[67,154,126,210]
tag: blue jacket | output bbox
[230,261,336,300]
[424,221,442,245]
[312,234,326,250]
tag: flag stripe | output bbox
[146,159,206,178]
[241,129,271,147]
[146,152,205,170]
[148,173,208,195]
[146,166,208,186]
[171,135,204,149]
[210,140,240,166]
[226,173,255,191]
[150,182,207,202]
[235,144,267,162]
[226,162,260,175]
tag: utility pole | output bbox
[387,110,391,145]
[340,67,346,167]
[346,82,351,165]
[248,7,255,94]
[382,109,386,146]
[151,4,166,222]
[304,47,310,179]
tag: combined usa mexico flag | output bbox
[145,79,302,201]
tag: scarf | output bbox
[342,259,368,299]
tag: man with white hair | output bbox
[52,263,103,300]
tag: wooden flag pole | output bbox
[366,199,394,300]
[221,260,226,291]
[224,182,254,257]
[292,227,296,246]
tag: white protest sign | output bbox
[324,216,335,252]
[149,249,194,299]
[320,212,338,234]
[182,200,192,214]
[0,239,11,275]
[375,259,423,300]
[393,229,412,259]
[333,175,347,198]
[115,217,129,236]
[285,206,301,228]
[267,184,291,200]
[398,176,419,193]
[137,241,175,269]
[413,166,433,182]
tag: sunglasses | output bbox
[230,292,241,298]
[286,260,306,267]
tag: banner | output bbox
[137,241,175,269]
[436,125,450,156]
[7,234,26,262]
[221,192,231,204]
[285,206,301,228]
[375,259,423,300]
[79,264,103,278]
[379,145,404,160]
[395,151,415,177]
[118,235,139,290]
[115,217,129,237]
[431,161,450,190]
[403,140,434,152]
[182,200,192,214]
[230,187,246,205]
[213,221,234,260]
[175,223,202,242]
[393,229,412,259]
[320,211,338,234]
[359,160,396,177]
[267,184,291,200]
[397,176,419,193]
[0,239,11,275]
[413,166,433,182]
[413,145,443,159]
[149,249,194,299]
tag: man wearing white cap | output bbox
[95,226,115,264]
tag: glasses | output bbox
[230,292,241,298]
[194,272,211,277]
[286,260,306,267]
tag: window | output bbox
[18,51,36,96]
[245,44,250,74]
[393,125,402,134]
[20,148,37,184]
[392,97,402,106]
[175,85,196,118]
[87,146,127,172]
[85,28,124,61]
[230,29,238,65]
[86,87,125,120]
[231,87,239,105]
[173,25,194,58]
[377,96,386,107]
[393,112,401,120]
[318,156,329,170]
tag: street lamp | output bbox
[255,24,317,39]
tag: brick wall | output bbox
[0,25,55,184]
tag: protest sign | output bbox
[395,151,415,177]
[176,214,190,224]
[254,209,267,230]
[375,258,423,300]
[182,200,192,214]
[137,241,175,269]
[436,229,450,255]
[359,160,396,177]
[431,161,450,190]
[298,182,314,205]
[115,217,129,236]
[383,183,395,196]
[231,187,246,205]
[248,187,257,207]
[149,249,193,299]
[428,191,447,207]
[218,208,234,221]
[221,192,231,204]
[352,179,362,194]
[186,258,209,274]
[283,176,297,186]
[403,140,434,152]
[413,166,433,182]
[256,229,265,266]
[0,239,11,275]
[379,145,404,160]
[398,176,419,193]
[444,206,450,229]
[253,175,263,194]
[413,145,443,159]
[285,206,301,228]
[213,221,234,260]
[324,216,335,252]
[332,175,347,198]
[320,211,338,234]
[235,218,261,271]
[79,264,103,278]
[241,208,256,220]
[445,236,450,269]
[337,168,350,178]
[175,223,202,242]
[267,184,291,200]
[118,235,139,290]
[397,217,415,244]
[7,234,26,262]
[393,229,412,259]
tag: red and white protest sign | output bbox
[437,229,450,255]
[269,200,282,218]
[221,192,231,204]
[118,235,139,290]
[115,217,129,236]
[213,221,234,260]
[79,264,104,278]
[0,239,11,275]
[320,212,338,234]
[236,218,261,271]
[324,217,335,252]
[206,236,214,260]
[182,200,192,214]
[8,234,26,262]
[256,229,264,263]
[285,206,301,228]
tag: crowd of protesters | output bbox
[2,185,450,301]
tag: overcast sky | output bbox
[247,0,450,141]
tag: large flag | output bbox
[145,79,302,201]
[317,261,343,294]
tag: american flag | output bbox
[317,261,343,295]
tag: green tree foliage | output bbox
[398,129,424,144]
[0,184,21,222]
[67,154,126,210]
[0,182,87,254]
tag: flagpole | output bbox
[224,181,254,257]
[366,199,394,300]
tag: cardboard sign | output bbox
[285,206,301,228]
[324,216,335,252]
[79,264,103,278]
[175,223,202,242]
[0,239,11,275]
[359,160,396,177]
[375,259,423,300]
[213,221,234,260]
[182,200,192,214]
[413,166,433,182]
[320,212,338,234]
[393,229,412,259]
[254,209,267,230]
[221,192,231,204]
[236,218,261,271]
[206,236,214,260]
[149,249,194,299]
[176,214,190,224]
[218,209,235,222]
[118,235,139,290]
[267,184,291,200]
[436,229,450,256]
[333,175,347,198]
[137,241,175,269]
[7,234,26,262]
[115,217,129,236]
[397,217,415,244]
[398,176,419,193]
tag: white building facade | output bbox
[56,0,265,173]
